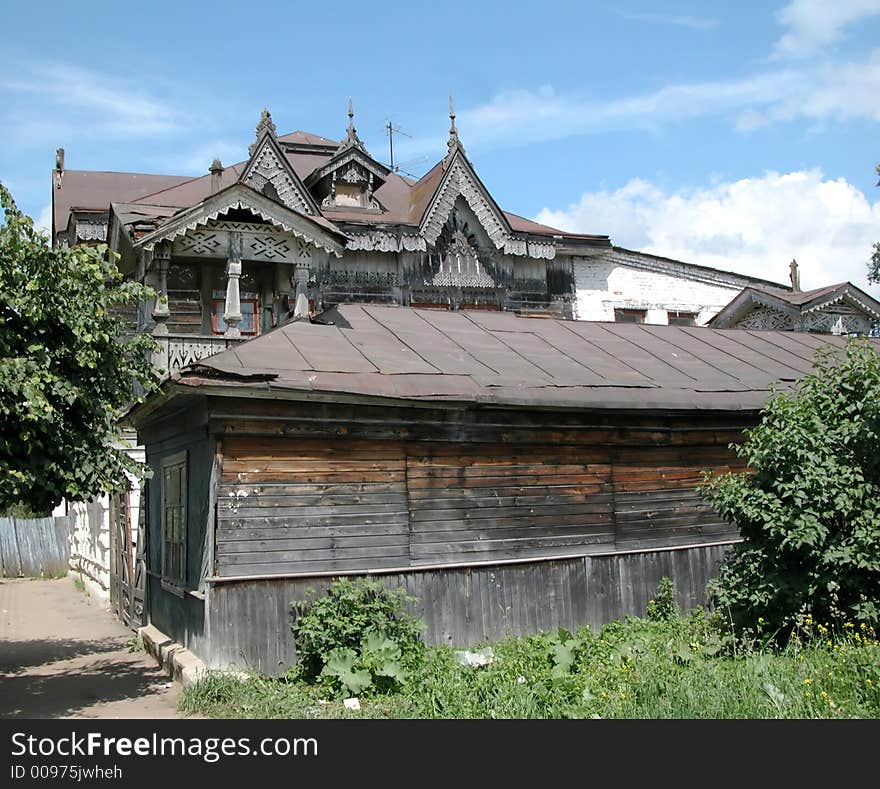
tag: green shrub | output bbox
[290,577,424,697]
[646,577,679,623]
[702,339,880,640]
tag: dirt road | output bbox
[0,576,190,719]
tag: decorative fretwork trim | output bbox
[419,152,556,260]
[346,231,427,253]
[135,185,344,258]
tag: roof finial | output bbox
[337,97,366,153]
[444,95,465,169]
[249,108,277,155]
[790,258,800,292]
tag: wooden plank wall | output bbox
[206,543,731,673]
[217,438,410,575]
[407,443,615,565]
[215,435,742,575]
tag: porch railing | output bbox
[152,333,247,374]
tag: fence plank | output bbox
[0,517,70,578]
[0,518,22,577]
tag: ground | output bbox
[0,576,189,719]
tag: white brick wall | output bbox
[572,250,759,326]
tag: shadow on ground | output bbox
[0,659,173,718]
[0,637,131,672]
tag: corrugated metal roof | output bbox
[173,304,879,411]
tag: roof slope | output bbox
[167,304,878,412]
[53,170,191,233]
[54,131,574,240]
[709,281,880,327]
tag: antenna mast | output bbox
[386,120,395,172]
[384,119,413,173]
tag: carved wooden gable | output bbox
[239,132,319,217]
[425,200,499,288]
[421,152,510,250]
[306,148,389,211]
[419,150,555,260]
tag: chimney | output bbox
[789,258,800,292]
[54,148,65,189]
[209,158,224,193]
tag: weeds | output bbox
[182,607,880,719]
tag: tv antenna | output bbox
[382,120,428,178]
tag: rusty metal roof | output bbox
[170,304,879,412]
[52,170,192,237]
[53,132,588,243]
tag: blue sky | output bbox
[2,0,879,295]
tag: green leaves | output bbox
[0,181,159,512]
[702,339,880,639]
[290,579,424,698]
[321,648,373,696]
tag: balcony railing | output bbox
[152,333,247,375]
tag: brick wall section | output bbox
[573,249,766,325]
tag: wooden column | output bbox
[224,232,243,338]
[292,259,311,320]
[151,241,171,336]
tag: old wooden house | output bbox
[125,304,877,673]
[50,101,877,636]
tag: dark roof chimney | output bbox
[209,158,224,194]
[54,148,64,189]
[789,258,800,292]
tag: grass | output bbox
[181,609,880,719]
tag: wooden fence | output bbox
[0,517,71,578]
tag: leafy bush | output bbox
[290,577,424,696]
[646,577,679,623]
[702,339,880,640]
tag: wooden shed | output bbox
[127,305,870,674]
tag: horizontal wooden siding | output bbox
[215,435,742,577]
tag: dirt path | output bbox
[0,576,190,719]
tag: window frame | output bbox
[211,296,260,335]
[668,311,698,327]
[160,450,188,595]
[613,308,647,324]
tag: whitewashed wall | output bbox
[573,248,766,326]
[57,433,144,603]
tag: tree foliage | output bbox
[702,339,880,638]
[0,182,158,514]
[871,163,880,285]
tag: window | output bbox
[212,297,259,335]
[614,308,646,324]
[161,451,187,590]
[668,311,698,327]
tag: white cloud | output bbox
[399,50,880,156]
[0,62,188,148]
[34,203,52,236]
[774,0,880,59]
[621,12,717,31]
[535,169,880,297]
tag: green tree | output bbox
[871,163,880,285]
[0,182,158,514]
[702,339,880,638]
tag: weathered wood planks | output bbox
[213,430,743,576]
